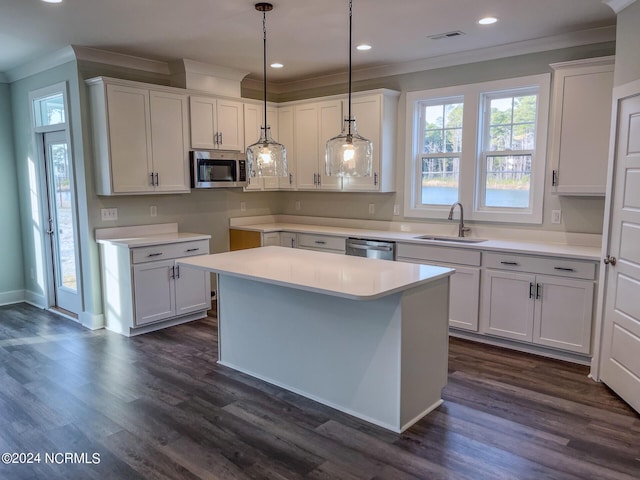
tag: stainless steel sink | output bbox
[414,235,487,243]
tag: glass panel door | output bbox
[44,131,80,314]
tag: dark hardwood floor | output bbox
[0,303,638,480]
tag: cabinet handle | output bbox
[170,265,175,279]
[501,261,519,266]
[313,173,317,185]
[150,172,155,186]
[374,173,378,186]
[529,282,534,299]
[314,240,327,245]
[289,173,293,185]
[175,265,180,279]
[552,169,558,187]
[554,267,575,272]
[147,252,163,257]
[219,132,223,145]
[536,283,541,300]
[291,238,295,248]
[155,172,159,186]
[186,248,200,252]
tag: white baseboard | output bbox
[79,311,105,330]
[24,290,46,309]
[0,290,26,306]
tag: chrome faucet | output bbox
[448,202,471,237]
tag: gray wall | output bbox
[613,1,640,86]
[273,43,615,234]
[0,82,24,303]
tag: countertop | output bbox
[177,246,454,300]
[231,222,601,261]
[95,223,210,248]
[96,232,210,248]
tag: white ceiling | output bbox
[1,0,617,84]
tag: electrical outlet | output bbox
[240,202,246,212]
[150,205,157,217]
[101,208,118,221]
[295,201,301,211]
[368,203,375,214]
[551,209,562,224]
[393,204,400,216]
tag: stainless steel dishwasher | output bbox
[345,238,396,261]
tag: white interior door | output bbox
[43,130,81,314]
[600,93,640,414]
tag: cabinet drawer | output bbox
[297,233,345,252]
[132,239,210,264]
[482,252,596,280]
[397,243,481,266]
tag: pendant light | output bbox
[325,0,372,177]
[246,2,287,177]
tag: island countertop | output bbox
[177,246,454,300]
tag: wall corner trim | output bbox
[602,0,637,13]
[4,46,77,83]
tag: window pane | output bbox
[444,103,463,128]
[445,128,463,153]
[489,97,513,125]
[421,156,459,205]
[513,123,536,150]
[35,93,65,127]
[489,126,511,151]
[424,105,444,129]
[484,154,531,208]
[424,130,444,153]
[514,95,537,123]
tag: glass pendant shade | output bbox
[326,117,372,177]
[247,2,287,178]
[325,0,372,177]
[247,125,287,177]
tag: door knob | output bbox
[604,255,617,265]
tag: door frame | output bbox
[28,81,83,315]
[591,77,640,380]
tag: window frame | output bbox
[405,74,551,224]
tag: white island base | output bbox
[179,247,452,433]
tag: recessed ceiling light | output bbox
[41,0,63,3]
[478,17,498,25]
[270,63,284,69]
[356,44,372,51]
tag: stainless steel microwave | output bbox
[190,150,248,188]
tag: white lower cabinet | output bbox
[280,232,297,248]
[100,238,211,336]
[480,257,595,354]
[397,243,481,332]
[296,233,345,254]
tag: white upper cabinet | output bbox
[87,78,190,195]
[290,90,398,192]
[342,92,398,192]
[549,57,614,195]
[294,100,343,190]
[190,96,244,151]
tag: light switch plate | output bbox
[393,204,400,216]
[150,205,157,217]
[101,208,118,221]
[368,203,375,214]
[240,202,246,212]
[551,209,562,224]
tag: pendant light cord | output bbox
[347,0,353,137]
[262,10,268,135]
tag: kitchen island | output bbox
[178,246,454,432]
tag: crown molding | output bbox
[169,59,249,82]
[602,0,637,13]
[262,25,617,94]
[4,46,76,83]
[72,46,171,75]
